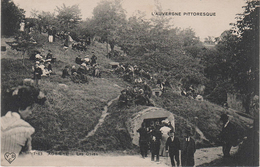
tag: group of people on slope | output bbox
[137,120,196,167]
[115,64,152,83]
[32,50,56,85]
[118,80,153,107]
[62,53,100,83]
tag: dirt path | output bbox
[79,95,120,142]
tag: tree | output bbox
[56,4,82,31]
[230,0,259,113]
[92,0,126,54]
[37,11,56,29]
[205,0,259,113]
[117,10,152,55]
[1,0,25,36]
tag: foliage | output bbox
[92,0,127,52]
[229,0,259,113]
[153,91,249,144]
[55,4,82,31]
[37,11,56,28]
[1,0,25,36]
[203,0,259,113]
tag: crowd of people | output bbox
[115,64,152,83]
[137,119,196,167]
[137,113,239,167]
[118,80,154,107]
[180,84,204,101]
[116,63,173,107]
[1,20,242,166]
[61,53,100,83]
[30,50,56,85]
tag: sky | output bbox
[12,0,247,41]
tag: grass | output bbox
[78,102,147,152]
[152,91,250,145]
[1,34,125,151]
[1,33,253,154]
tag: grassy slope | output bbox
[152,91,249,145]
[1,33,252,152]
[1,34,127,151]
[79,103,147,152]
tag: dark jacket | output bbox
[166,136,180,154]
[150,128,162,154]
[137,127,148,143]
[34,67,42,79]
[181,137,196,166]
[220,121,238,146]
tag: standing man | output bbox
[218,113,238,158]
[165,130,180,167]
[181,127,196,167]
[48,26,53,43]
[137,122,149,158]
[160,123,172,156]
[150,123,162,162]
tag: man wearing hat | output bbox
[165,130,180,167]
[150,125,162,162]
[219,113,238,158]
[137,122,149,158]
[181,126,196,166]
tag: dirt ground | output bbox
[1,146,238,166]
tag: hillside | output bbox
[1,33,253,153]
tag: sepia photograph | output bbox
[1,0,259,166]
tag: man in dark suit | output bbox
[219,113,238,157]
[137,122,149,158]
[150,125,162,162]
[181,127,196,167]
[166,130,180,167]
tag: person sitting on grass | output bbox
[77,63,87,75]
[1,85,46,160]
[71,65,77,75]
[62,66,70,78]
[91,54,97,66]
[46,51,53,61]
[46,61,52,75]
[118,90,128,108]
[92,64,101,77]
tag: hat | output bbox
[220,113,229,121]
[162,119,169,124]
[81,63,87,67]
[84,58,90,62]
